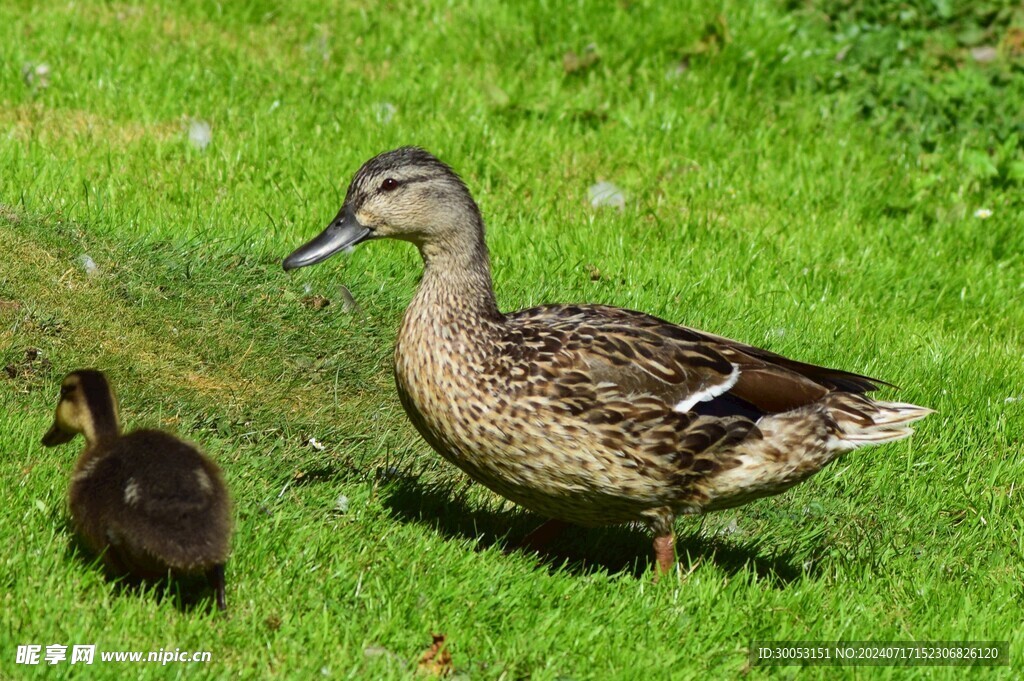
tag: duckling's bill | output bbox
[282,206,372,270]
[41,421,75,447]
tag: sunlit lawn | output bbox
[1,1,1022,678]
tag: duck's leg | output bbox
[648,511,676,580]
[207,564,227,611]
[653,533,676,579]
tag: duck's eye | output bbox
[59,385,74,399]
[380,178,399,192]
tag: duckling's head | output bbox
[42,370,121,447]
[283,147,484,270]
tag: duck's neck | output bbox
[413,233,502,325]
[81,389,121,449]
[83,413,120,448]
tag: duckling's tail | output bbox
[826,394,934,451]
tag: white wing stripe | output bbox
[673,364,740,413]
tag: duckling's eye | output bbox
[380,178,400,192]
[59,385,74,399]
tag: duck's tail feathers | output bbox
[826,395,934,452]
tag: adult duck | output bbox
[283,147,931,574]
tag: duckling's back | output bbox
[70,429,231,578]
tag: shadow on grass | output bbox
[61,520,225,614]
[379,474,814,585]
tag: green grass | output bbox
[2,0,1023,678]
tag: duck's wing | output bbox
[502,304,886,418]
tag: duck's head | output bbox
[282,146,484,270]
[42,369,121,447]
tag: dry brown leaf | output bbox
[3,347,51,381]
[417,633,453,677]
[563,46,600,74]
[1003,27,1024,58]
[301,294,330,310]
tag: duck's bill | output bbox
[41,422,74,447]
[282,208,373,271]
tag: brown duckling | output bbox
[42,369,232,610]
[283,147,933,576]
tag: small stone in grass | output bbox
[334,494,349,513]
[588,181,626,210]
[665,59,689,79]
[188,119,212,150]
[22,62,51,89]
[376,466,406,482]
[375,102,396,124]
[970,46,998,63]
[79,254,99,276]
